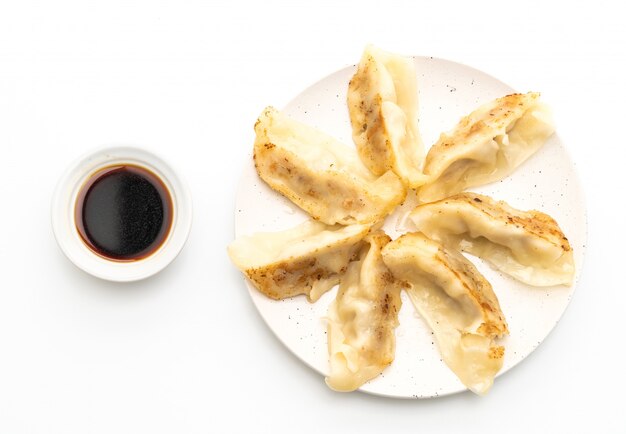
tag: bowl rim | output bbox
[51,145,193,282]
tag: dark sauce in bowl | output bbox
[75,165,173,261]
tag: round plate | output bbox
[234,56,587,398]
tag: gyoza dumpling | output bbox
[228,220,370,302]
[382,232,508,395]
[408,193,574,286]
[326,232,402,391]
[418,92,555,202]
[254,107,406,225]
[347,45,428,188]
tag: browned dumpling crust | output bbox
[326,232,402,391]
[419,92,555,202]
[228,221,371,302]
[409,192,574,286]
[254,107,406,225]
[382,232,508,395]
[348,45,428,188]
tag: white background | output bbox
[0,1,623,433]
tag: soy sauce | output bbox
[75,165,173,261]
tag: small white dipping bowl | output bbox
[51,146,192,282]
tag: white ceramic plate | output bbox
[234,56,587,398]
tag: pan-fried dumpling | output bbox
[326,232,402,391]
[408,193,574,286]
[348,45,428,188]
[382,232,508,395]
[254,107,406,225]
[228,220,370,302]
[418,92,555,202]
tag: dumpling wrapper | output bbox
[382,232,508,395]
[254,106,406,225]
[228,220,370,302]
[409,193,574,286]
[348,45,428,188]
[419,92,555,202]
[326,232,402,391]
